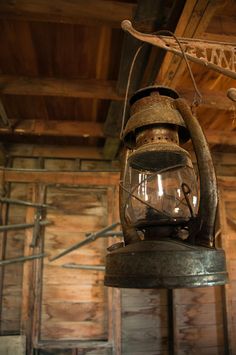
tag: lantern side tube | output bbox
[175,98,217,247]
[119,146,140,245]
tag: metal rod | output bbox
[0,197,55,209]
[85,231,123,237]
[62,263,105,271]
[0,253,47,266]
[0,220,51,232]
[50,221,120,262]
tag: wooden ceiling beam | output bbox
[0,120,103,138]
[0,119,234,147]
[0,0,136,28]
[179,88,234,111]
[0,75,233,111]
[204,130,236,146]
[0,75,121,101]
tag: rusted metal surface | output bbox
[122,20,236,80]
[123,87,189,147]
[105,240,228,288]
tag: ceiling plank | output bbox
[0,75,121,101]
[201,32,236,43]
[0,120,104,138]
[0,0,136,28]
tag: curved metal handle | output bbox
[175,98,218,247]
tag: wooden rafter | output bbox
[0,0,136,28]
[0,120,104,138]
[0,120,234,147]
[0,75,233,111]
[0,76,121,101]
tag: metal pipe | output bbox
[50,222,120,262]
[0,197,55,209]
[62,263,105,271]
[85,231,123,237]
[0,220,51,232]
[0,253,47,266]
[176,98,218,247]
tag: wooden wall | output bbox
[0,144,236,354]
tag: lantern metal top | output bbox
[122,86,190,147]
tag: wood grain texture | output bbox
[0,335,26,355]
[121,289,168,354]
[1,182,28,334]
[0,169,120,185]
[0,0,136,28]
[40,186,109,341]
[0,120,104,139]
[0,75,122,100]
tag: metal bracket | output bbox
[121,20,236,80]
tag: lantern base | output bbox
[104,240,228,288]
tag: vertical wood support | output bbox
[107,186,121,354]
[167,289,177,355]
[218,188,232,354]
[31,184,47,351]
[20,183,47,353]
[20,184,36,353]
[0,182,10,335]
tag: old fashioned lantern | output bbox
[104,86,228,288]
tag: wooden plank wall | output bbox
[0,182,28,334]
[41,186,109,341]
[0,144,236,354]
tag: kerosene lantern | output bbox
[104,86,228,288]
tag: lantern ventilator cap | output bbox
[129,85,180,105]
[122,86,190,147]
